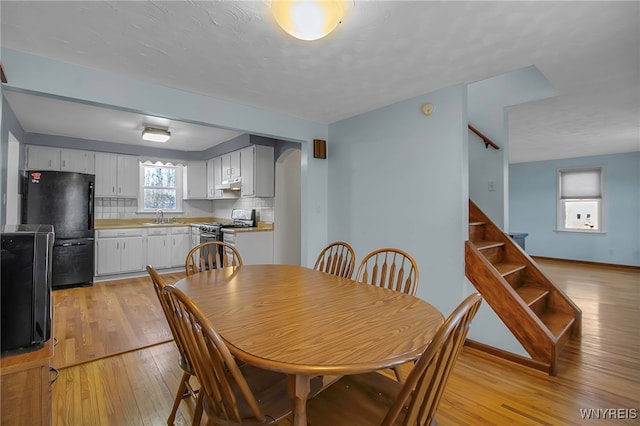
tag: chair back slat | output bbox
[355,248,419,295]
[185,241,243,276]
[382,293,482,426]
[146,265,191,365]
[313,241,356,279]
[163,284,267,423]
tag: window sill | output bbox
[554,229,607,235]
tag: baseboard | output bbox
[464,339,550,374]
[531,256,640,270]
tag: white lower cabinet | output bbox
[96,229,145,275]
[170,227,191,267]
[146,228,171,269]
[222,230,273,265]
[96,226,193,277]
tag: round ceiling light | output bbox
[272,0,346,41]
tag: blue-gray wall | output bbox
[1,48,328,265]
[510,152,640,266]
[328,83,470,316]
[468,65,557,230]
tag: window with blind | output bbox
[557,167,605,232]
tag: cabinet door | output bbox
[116,155,139,198]
[96,238,120,275]
[240,146,255,197]
[147,235,171,269]
[120,237,145,272]
[186,161,207,199]
[25,146,60,170]
[171,232,191,267]
[61,149,95,174]
[209,157,225,199]
[228,151,241,179]
[94,153,118,196]
[234,231,274,265]
[206,159,216,199]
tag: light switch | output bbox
[488,180,496,191]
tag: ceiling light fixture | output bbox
[272,0,346,41]
[142,127,171,143]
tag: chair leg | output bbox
[192,391,204,426]
[168,372,190,425]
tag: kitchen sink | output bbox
[141,222,179,226]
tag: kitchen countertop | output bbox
[95,217,273,231]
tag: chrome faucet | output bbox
[156,209,164,224]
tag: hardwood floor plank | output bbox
[52,272,185,369]
[51,262,639,425]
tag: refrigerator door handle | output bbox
[88,181,94,230]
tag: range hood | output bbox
[215,176,242,191]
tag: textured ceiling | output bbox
[1,1,638,162]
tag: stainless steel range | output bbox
[197,208,256,241]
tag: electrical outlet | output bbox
[488,180,496,191]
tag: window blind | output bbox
[560,168,602,199]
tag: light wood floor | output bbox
[51,260,639,425]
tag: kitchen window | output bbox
[557,166,605,233]
[138,161,184,212]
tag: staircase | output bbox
[465,200,581,375]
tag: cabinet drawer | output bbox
[171,227,190,235]
[97,228,144,238]
[146,228,169,236]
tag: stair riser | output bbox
[529,297,548,318]
[503,269,525,289]
[469,224,485,242]
[480,246,504,264]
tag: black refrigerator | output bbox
[22,170,95,289]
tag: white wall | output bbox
[274,147,301,265]
[6,134,20,223]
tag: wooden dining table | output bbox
[173,264,444,426]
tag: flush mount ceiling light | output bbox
[142,127,171,143]
[272,0,346,41]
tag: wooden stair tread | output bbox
[469,221,485,226]
[516,286,549,306]
[493,262,526,276]
[540,312,575,339]
[474,240,504,250]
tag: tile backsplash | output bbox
[95,197,274,223]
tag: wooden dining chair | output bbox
[305,293,483,426]
[163,284,319,426]
[313,241,356,279]
[146,265,197,425]
[184,241,243,276]
[355,248,419,296]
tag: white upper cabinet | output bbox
[94,153,117,196]
[94,152,139,197]
[25,146,60,170]
[208,156,238,199]
[60,148,95,174]
[220,150,241,180]
[25,145,95,174]
[240,145,274,198]
[185,161,208,199]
